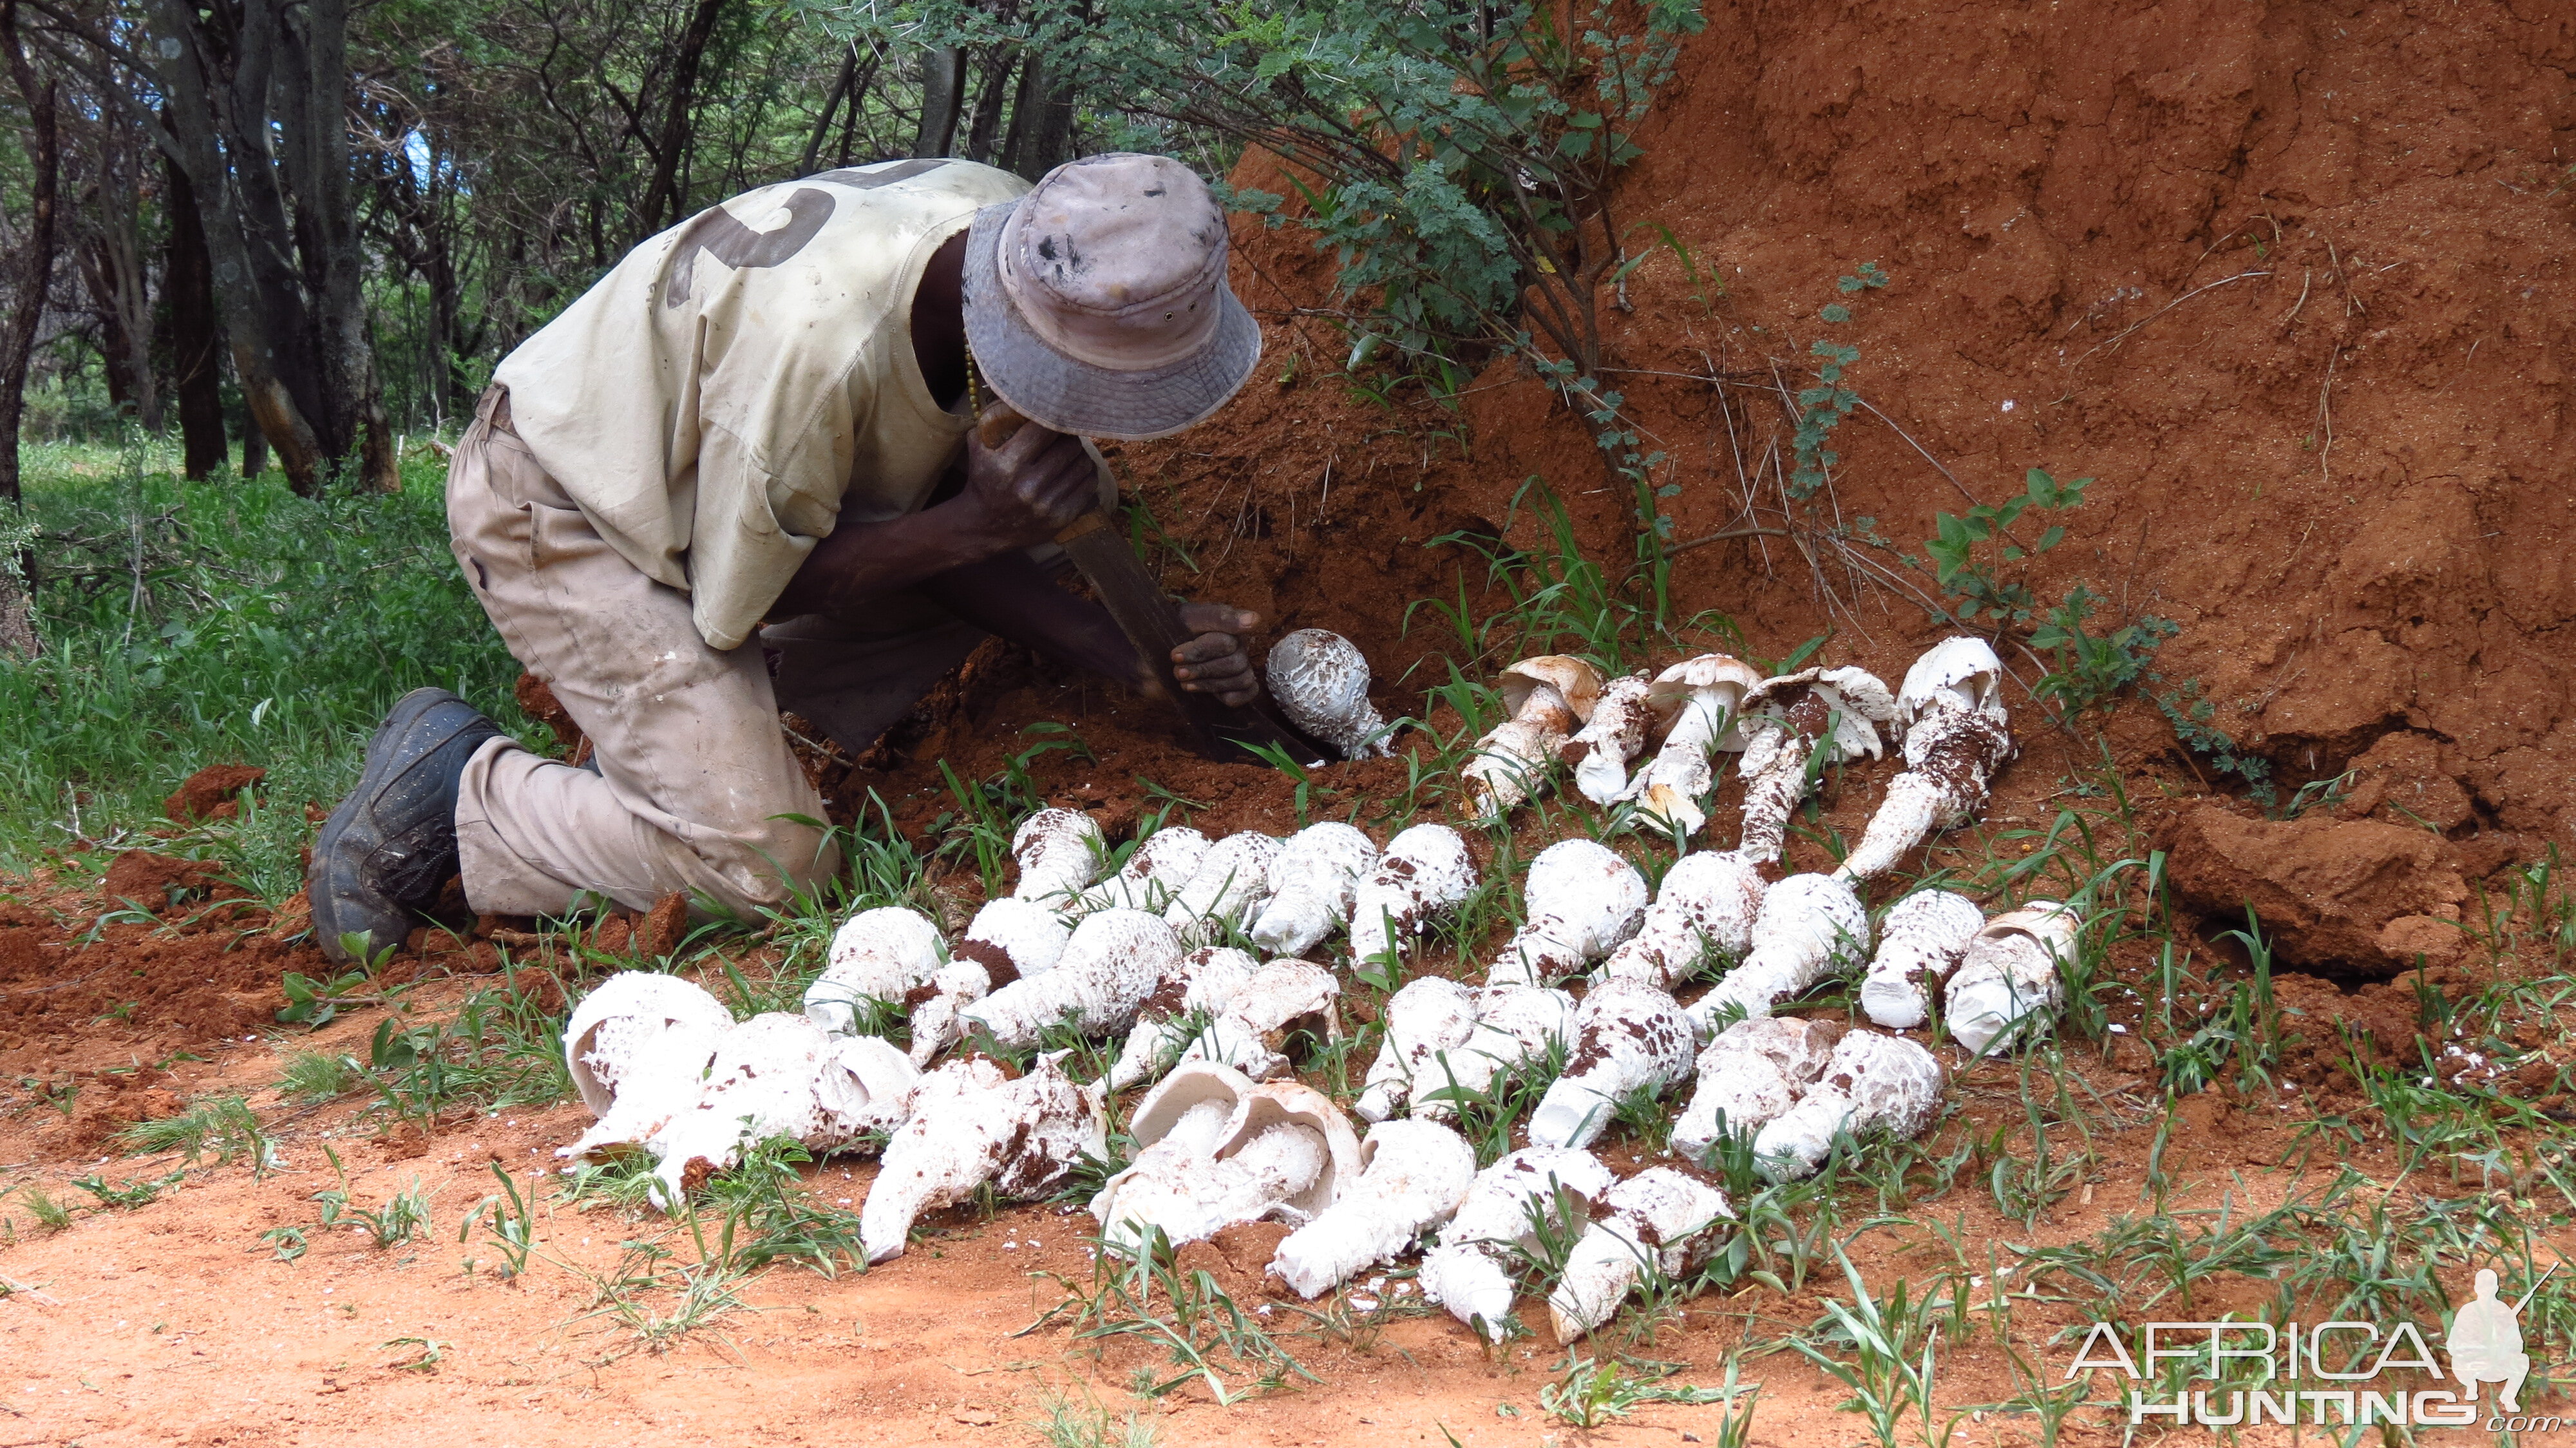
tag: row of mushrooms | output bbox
[548,631,2075,1339]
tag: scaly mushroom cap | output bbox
[1267,629,1394,759]
[1498,656,1606,725]
[1179,959,1341,1080]
[1349,824,1477,967]
[1526,980,1696,1150]
[1526,838,1651,959]
[1743,665,1893,763]
[818,1034,922,1140]
[1248,823,1379,957]
[1163,832,1284,945]
[1354,975,1480,1122]
[1085,824,1211,914]
[646,1012,853,1208]
[1559,674,1671,806]
[806,906,945,1034]
[563,971,735,1115]
[1596,852,1768,991]
[1422,1146,1615,1340]
[1944,900,2079,1054]
[1415,986,1576,1117]
[960,908,1186,1050]
[1750,1029,1946,1181]
[1547,1168,1732,1340]
[1669,1015,1850,1161]
[862,1052,1105,1262]
[1010,808,1106,902]
[1645,654,1765,750]
[1858,890,1985,1029]
[958,897,1070,987]
[1897,635,2006,733]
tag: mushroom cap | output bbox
[1267,629,1390,756]
[1129,1060,1259,1151]
[562,971,734,1116]
[1976,899,2079,958]
[1645,653,1765,712]
[1897,636,2005,726]
[1118,1061,1362,1221]
[1743,665,1895,762]
[1498,656,1606,724]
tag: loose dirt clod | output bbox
[162,763,267,823]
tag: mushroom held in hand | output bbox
[1857,890,1985,1031]
[558,972,734,1161]
[1487,839,1649,989]
[1625,654,1765,840]
[1162,832,1283,947]
[1669,1016,1848,1163]
[1559,674,1669,807]
[1010,808,1107,903]
[1081,824,1211,915]
[1526,980,1696,1150]
[1730,665,1895,865]
[859,1053,1105,1263]
[1547,1168,1732,1340]
[1463,656,1604,819]
[1269,1118,1477,1299]
[1835,638,2014,883]
[1420,1147,1615,1340]
[1354,975,1479,1122]
[1687,873,1870,1033]
[1751,1029,1946,1180]
[1347,824,1478,973]
[1106,946,1260,1091]
[1248,823,1378,957]
[1944,901,2079,1054]
[1090,1062,1362,1255]
[1267,629,1394,759]
[1411,985,1575,1122]
[960,908,1184,1051]
[801,906,945,1036]
[1595,852,1767,991]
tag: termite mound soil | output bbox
[843,0,2572,995]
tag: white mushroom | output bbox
[1558,674,1670,807]
[1547,1168,1732,1340]
[1248,823,1379,957]
[1162,832,1283,947]
[1835,638,2014,882]
[1687,874,1870,1034]
[1858,890,1985,1031]
[906,897,1077,1065]
[557,973,734,1161]
[1526,980,1696,1150]
[1625,654,1765,841]
[1354,975,1479,1123]
[1730,665,1896,864]
[1463,656,1604,819]
[1266,629,1394,759]
[1090,1063,1362,1255]
[1175,959,1341,1081]
[1081,824,1211,915]
[859,1051,1105,1262]
[959,908,1185,1052]
[1669,1016,1848,1164]
[644,1013,886,1210]
[1944,901,2079,1054]
[1106,946,1260,1091]
[1487,839,1649,989]
[1268,1118,1477,1299]
[1411,986,1575,1122]
[1420,1147,1615,1340]
[802,906,945,1036]
[1348,824,1478,973]
[1595,852,1767,992]
[1010,808,1107,903]
[1752,1030,1946,1180]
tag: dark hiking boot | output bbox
[308,688,501,964]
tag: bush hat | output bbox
[962,153,1260,440]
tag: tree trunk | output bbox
[961,48,1016,165]
[0,3,60,509]
[238,395,267,479]
[913,47,966,158]
[143,0,396,495]
[0,3,57,660]
[161,151,226,479]
[999,46,1077,180]
[633,0,728,236]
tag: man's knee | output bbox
[697,815,842,916]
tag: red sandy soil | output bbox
[8,1,2576,1442]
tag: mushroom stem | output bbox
[1354,976,1479,1122]
[1750,1030,1946,1181]
[1347,824,1477,974]
[1595,852,1767,991]
[1546,1168,1731,1340]
[1857,890,1984,1030]
[1421,1147,1614,1340]
[1526,981,1695,1150]
[1412,986,1575,1122]
[1268,1119,1476,1299]
[1945,902,2078,1054]
[1687,874,1870,1034]
[860,1054,1104,1262]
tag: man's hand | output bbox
[1155,603,1262,707]
[958,417,1098,550]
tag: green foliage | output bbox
[1790,262,1889,499]
[0,443,531,893]
[112,1095,278,1177]
[1540,1356,1739,1428]
[359,982,572,1129]
[2031,586,2177,712]
[2149,676,2277,805]
[457,1161,542,1279]
[1915,466,2087,627]
[311,1147,431,1250]
[71,1168,185,1210]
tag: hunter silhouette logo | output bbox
[2450,1264,2548,1413]
[2068,1261,2560,1430]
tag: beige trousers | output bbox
[446,388,911,919]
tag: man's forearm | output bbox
[916,551,1145,689]
[770,497,1009,619]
